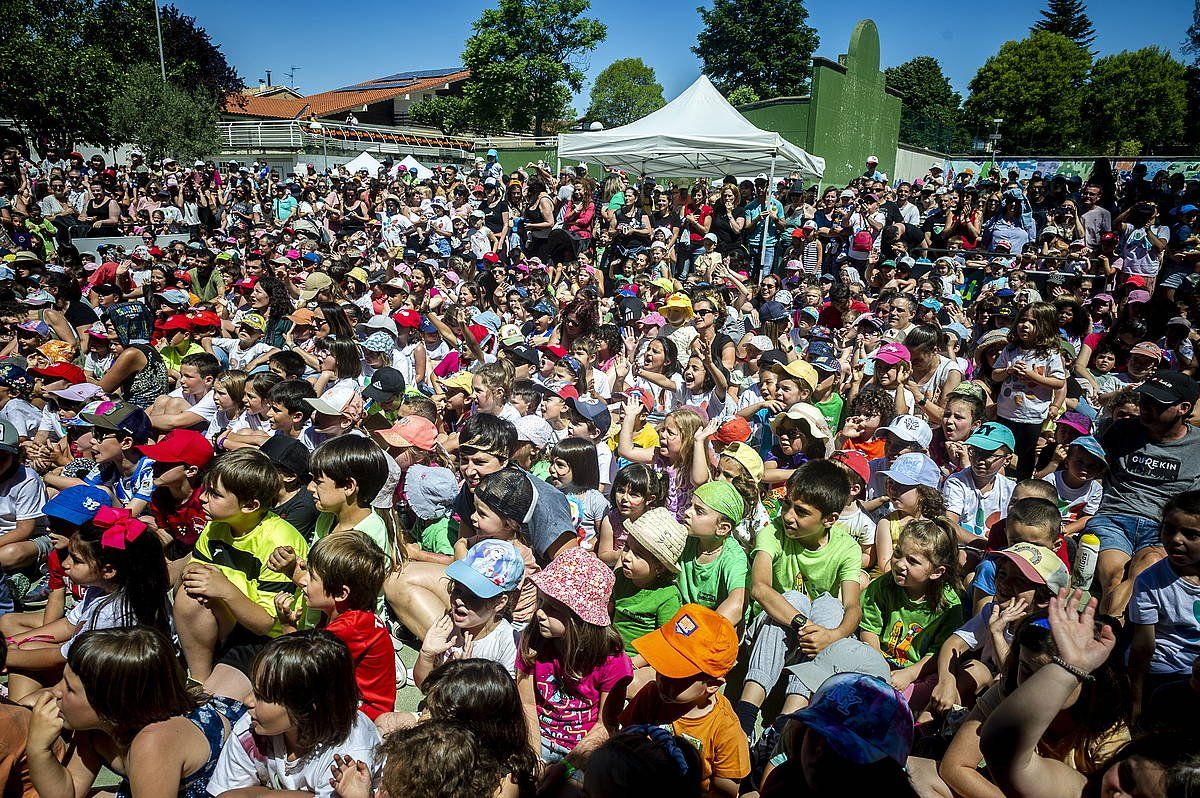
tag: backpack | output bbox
[851,230,874,252]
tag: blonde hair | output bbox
[662,408,704,474]
[215,370,248,412]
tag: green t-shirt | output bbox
[752,522,861,604]
[419,516,453,556]
[160,341,204,372]
[814,393,844,433]
[612,573,683,656]
[676,536,749,614]
[859,575,965,667]
[314,509,392,559]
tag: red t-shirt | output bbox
[150,484,208,549]
[47,549,86,600]
[688,204,714,243]
[326,610,395,720]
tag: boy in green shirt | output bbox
[734,460,862,734]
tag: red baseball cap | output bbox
[392,309,422,329]
[29,362,86,384]
[189,310,221,329]
[137,429,214,469]
[712,416,752,444]
[160,315,194,332]
[539,344,567,361]
[1125,275,1147,288]
[830,449,871,485]
[483,252,500,264]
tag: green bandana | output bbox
[695,481,745,525]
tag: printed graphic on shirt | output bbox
[1122,452,1182,483]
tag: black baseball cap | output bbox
[1137,370,1200,406]
[261,434,311,479]
[362,367,406,403]
[504,343,540,368]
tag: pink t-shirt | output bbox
[516,649,632,747]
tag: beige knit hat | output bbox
[626,507,688,574]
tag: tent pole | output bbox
[760,149,777,279]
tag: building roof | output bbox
[223,68,470,120]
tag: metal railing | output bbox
[216,120,477,161]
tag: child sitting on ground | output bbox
[735,460,862,732]
[138,429,214,563]
[678,481,749,626]
[402,463,459,563]
[174,449,308,682]
[614,507,686,674]
[974,495,1066,613]
[621,604,750,798]
[930,541,1067,714]
[260,434,319,540]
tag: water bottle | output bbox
[1072,533,1100,590]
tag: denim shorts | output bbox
[1085,513,1162,557]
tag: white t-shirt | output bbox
[952,601,1012,671]
[211,337,276,371]
[1042,470,1103,524]
[167,388,220,430]
[993,346,1066,424]
[439,618,519,677]
[944,468,1015,539]
[0,398,43,438]
[1128,559,1200,674]
[832,503,875,549]
[63,587,136,655]
[208,710,382,798]
[0,464,46,534]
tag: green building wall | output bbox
[490,19,900,188]
[739,19,901,187]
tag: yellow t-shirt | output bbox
[192,511,309,637]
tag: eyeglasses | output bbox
[967,447,1005,463]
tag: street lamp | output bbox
[309,120,327,174]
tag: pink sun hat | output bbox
[529,547,615,626]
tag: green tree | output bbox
[0,0,237,154]
[726,86,761,107]
[109,63,220,163]
[884,56,963,151]
[963,31,1092,153]
[693,0,819,99]
[461,0,606,136]
[584,58,665,127]
[1032,0,1097,52]
[0,0,125,151]
[1083,48,1187,154]
[409,95,472,136]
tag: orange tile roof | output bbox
[222,70,471,120]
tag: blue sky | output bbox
[175,0,1193,104]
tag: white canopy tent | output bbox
[557,75,824,182]
[343,151,383,175]
[394,155,433,181]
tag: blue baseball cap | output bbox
[966,421,1017,452]
[920,298,943,312]
[810,355,841,373]
[418,317,437,334]
[446,538,525,598]
[44,485,111,526]
[1068,434,1106,463]
[943,322,971,343]
[879,452,941,489]
[794,672,914,765]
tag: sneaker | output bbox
[8,572,30,609]
[22,574,50,608]
[391,635,410,691]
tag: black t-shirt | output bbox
[649,210,681,236]
[275,488,320,542]
[710,204,746,246]
[922,210,950,247]
[479,198,509,234]
[65,301,99,330]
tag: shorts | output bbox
[1085,513,1162,557]
[215,625,271,674]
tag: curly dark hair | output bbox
[255,275,294,321]
[846,388,897,427]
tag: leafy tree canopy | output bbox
[109,63,221,163]
[964,31,1092,154]
[884,56,964,151]
[1083,47,1187,154]
[461,0,606,136]
[693,0,819,99]
[584,58,665,127]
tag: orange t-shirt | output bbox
[846,436,886,461]
[619,684,750,792]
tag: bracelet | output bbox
[1050,655,1094,682]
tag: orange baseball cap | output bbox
[632,604,738,679]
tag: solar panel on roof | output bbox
[331,67,463,92]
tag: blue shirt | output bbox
[744,197,785,247]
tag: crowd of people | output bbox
[0,140,1198,798]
